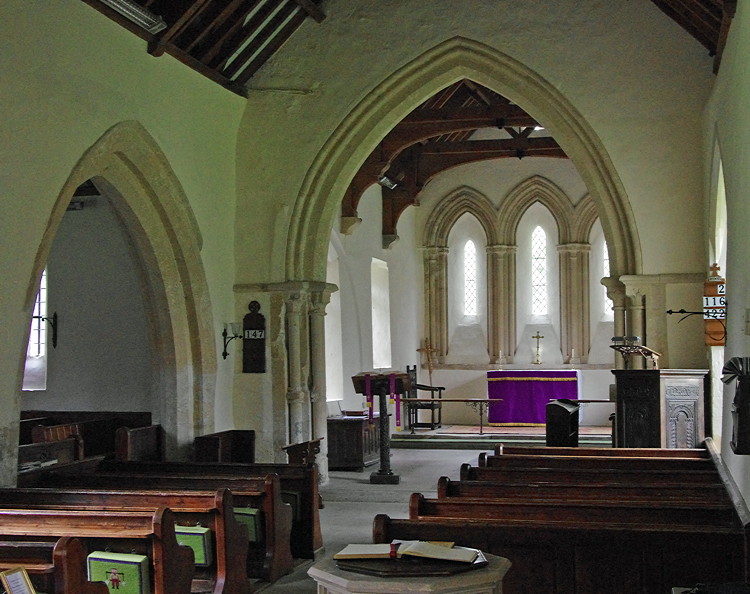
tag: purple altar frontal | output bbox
[487,370,580,425]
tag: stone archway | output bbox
[28,120,216,456]
[287,36,641,284]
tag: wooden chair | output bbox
[405,365,445,431]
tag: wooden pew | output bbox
[0,537,108,594]
[18,416,51,445]
[95,459,322,559]
[382,438,750,593]
[31,417,122,459]
[18,436,76,473]
[38,471,294,582]
[460,462,722,485]
[0,487,252,594]
[495,444,708,458]
[115,424,166,462]
[437,475,733,504]
[478,451,714,471]
[0,507,194,594]
[193,430,255,463]
[409,491,738,527]
[373,511,749,594]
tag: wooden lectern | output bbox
[351,371,411,484]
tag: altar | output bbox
[487,370,580,425]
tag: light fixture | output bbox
[222,323,242,359]
[33,312,58,348]
[99,0,167,34]
[377,175,398,190]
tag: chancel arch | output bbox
[287,37,640,284]
[281,36,641,449]
[23,120,216,459]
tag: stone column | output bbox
[285,290,310,444]
[309,285,335,484]
[422,247,449,363]
[487,245,516,364]
[558,243,591,363]
[602,277,627,369]
[621,273,705,370]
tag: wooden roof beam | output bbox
[714,0,737,73]
[149,0,212,57]
[293,0,326,23]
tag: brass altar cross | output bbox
[532,330,544,365]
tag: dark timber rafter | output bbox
[341,81,568,245]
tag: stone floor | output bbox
[256,447,492,592]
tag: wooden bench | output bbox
[281,438,322,466]
[31,418,122,459]
[410,491,738,527]
[0,487,253,594]
[193,430,255,463]
[460,462,722,485]
[115,424,165,462]
[0,506,194,594]
[0,537,108,594]
[38,471,294,582]
[373,510,749,594]
[376,438,750,594]
[18,436,77,474]
[437,475,733,504]
[18,416,51,445]
[495,444,708,458]
[95,459,322,559]
[478,451,714,471]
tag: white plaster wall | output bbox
[238,0,711,282]
[22,197,151,412]
[0,0,245,476]
[330,185,421,431]
[703,1,750,498]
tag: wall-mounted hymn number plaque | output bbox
[704,265,726,346]
[242,301,266,373]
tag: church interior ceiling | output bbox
[80,0,736,240]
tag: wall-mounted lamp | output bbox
[377,174,398,190]
[33,312,58,348]
[99,0,167,33]
[222,323,242,359]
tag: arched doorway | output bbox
[21,120,216,458]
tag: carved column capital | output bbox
[557,242,591,255]
[486,244,517,257]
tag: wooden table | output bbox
[308,553,511,593]
[401,399,499,434]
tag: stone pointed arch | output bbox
[499,176,575,244]
[29,120,215,456]
[572,194,599,243]
[423,186,499,247]
[287,36,640,283]
[421,186,501,363]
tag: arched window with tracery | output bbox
[531,226,548,315]
[464,239,478,316]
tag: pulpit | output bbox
[351,371,411,484]
[612,369,707,448]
